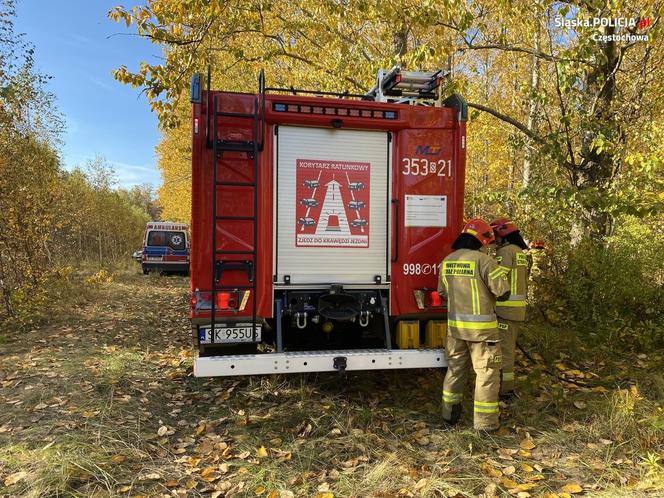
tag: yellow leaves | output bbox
[481,462,503,478]
[500,477,519,489]
[111,454,126,464]
[519,438,536,450]
[117,485,131,493]
[511,483,537,494]
[498,476,538,495]
[256,446,269,458]
[480,449,546,496]
[498,447,519,460]
[107,8,133,28]
[271,448,292,460]
[254,486,267,495]
[138,472,161,481]
[315,493,334,498]
[4,471,27,486]
[502,465,516,475]
[200,466,221,482]
[560,483,583,494]
[157,425,174,436]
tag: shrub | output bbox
[537,216,664,350]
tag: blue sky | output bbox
[14,1,162,188]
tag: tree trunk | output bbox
[393,28,408,62]
[98,229,103,264]
[522,27,541,189]
[577,23,620,240]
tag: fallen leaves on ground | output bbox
[519,438,537,450]
[0,272,660,498]
[4,471,27,486]
[560,483,583,494]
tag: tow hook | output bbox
[295,312,307,329]
[333,356,347,373]
[359,310,370,327]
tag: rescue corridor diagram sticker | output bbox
[295,159,370,248]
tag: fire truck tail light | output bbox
[214,290,250,311]
[216,292,237,310]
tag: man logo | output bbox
[415,145,441,156]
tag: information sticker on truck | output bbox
[199,324,262,344]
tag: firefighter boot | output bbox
[499,319,521,396]
[470,340,501,431]
[443,404,462,426]
[442,335,470,425]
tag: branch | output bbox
[467,101,545,144]
[457,42,588,65]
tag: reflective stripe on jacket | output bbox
[495,244,528,321]
[438,248,510,341]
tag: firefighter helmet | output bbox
[462,219,495,246]
[490,218,518,237]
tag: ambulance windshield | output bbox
[147,230,186,250]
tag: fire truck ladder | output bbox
[209,73,265,346]
[365,66,446,104]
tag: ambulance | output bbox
[141,221,190,275]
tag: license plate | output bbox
[199,323,262,344]
[147,256,162,261]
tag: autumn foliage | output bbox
[0,3,155,321]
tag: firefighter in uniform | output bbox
[490,218,530,397]
[438,219,511,431]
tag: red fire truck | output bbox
[189,67,467,376]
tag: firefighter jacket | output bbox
[438,249,510,342]
[495,244,528,321]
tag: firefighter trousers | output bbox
[498,319,521,394]
[442,335,502,430]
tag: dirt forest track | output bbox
[1,272,663,498]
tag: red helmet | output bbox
[490,218,519,237]
[462,219,495,246]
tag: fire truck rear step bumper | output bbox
[194,348,447,377]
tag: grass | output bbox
[1,271,663,497]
